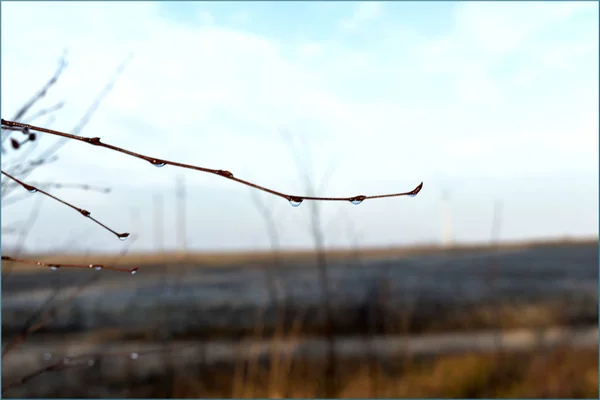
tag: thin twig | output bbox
[22,101,65,124]
[1,155,60,199]
[1,170,129,240]
[9,52,67,123]
[1,50,67,152]
[1,119,423,204]
[2,53,132,196]
[0,256,138,274]
[28,53,133,169]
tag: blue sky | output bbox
[1,1,598,254]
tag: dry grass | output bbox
[163,346,599,398]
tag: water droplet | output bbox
[130,352,139,360]
[10,138,20,149]
[408,193,417,198]
[87,359,96,367]
[130,268,138,275]
[92,265,103,271]
[150,159,166,167]
[43,352,52,361]
[349,196,366,205]
[118,233,129,241]
[289,197,303,207]
[24,185,38,193]
[49,265,60,271]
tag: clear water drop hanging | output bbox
[289,197,303,207]
[130,352,139,360]
[349,196,365,205]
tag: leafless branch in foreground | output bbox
[1,119,424,205]
[1,52,138,396]
[2,53,132,203]
[30,53,134,170]
[0,256,138,274]
[1,170,129,240]
[1,51,67,153]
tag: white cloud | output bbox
[298,42,324,58]
[339,1,383,31]
[1,1,597,252]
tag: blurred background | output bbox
[1,1,598,398]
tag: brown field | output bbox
[2,238,598,398]
[7,237,597,273]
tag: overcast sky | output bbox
[1,1,598,254]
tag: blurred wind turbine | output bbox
[441,187,453,248]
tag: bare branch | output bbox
[0,256,138,274]
[1,119,424,204]
[22,101,65,124]
[30,53,134,167]
[2,154,59,175]
[3,53,132,191]
[1,170,129,240]
[10,51,68,122]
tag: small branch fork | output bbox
[0,119,424,206]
